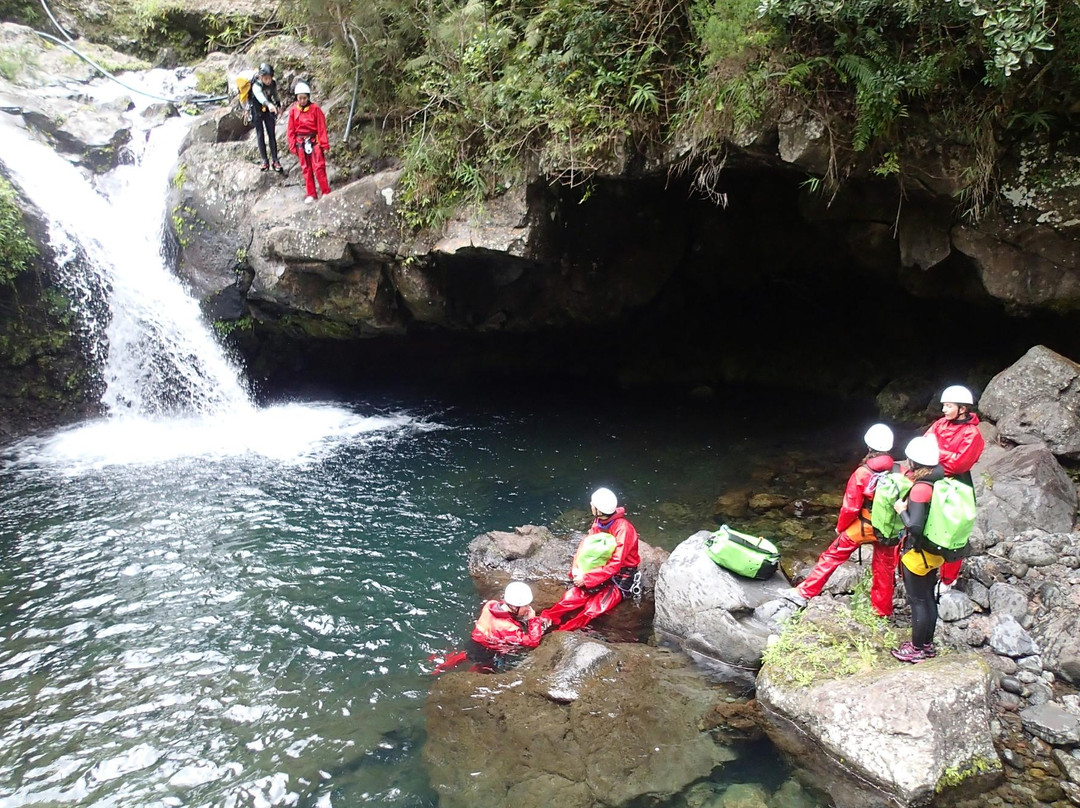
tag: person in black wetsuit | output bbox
[250,63,282,173]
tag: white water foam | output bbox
[0,72,441,468]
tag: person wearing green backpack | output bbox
[793,424,899,616]
[891,436,945,664]
[541,487,641,632]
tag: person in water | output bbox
[250,63,282,173]
[470,581,549,653]
[925,385,985,592]
[541,487,640,632]
[891,436,945,663]
[286,81,330,203]
[792,423,899,616]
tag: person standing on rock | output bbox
[925,385,985,591]
[791,424,899,616]
[541,487,640,632]
[471,581,549,653]
[250,63,282,173]
[286,81,331,203]
[891,436,944,663]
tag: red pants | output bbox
[297,145,330,198]
[940,559,962,586]
[541,583,623,632]
[797,528,898,617]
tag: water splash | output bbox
[0,91,251,417]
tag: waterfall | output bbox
[0,91,252,418]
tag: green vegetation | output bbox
[0,179,38,287]
[762,593,900,687]
[280,0,1080,227]
[936,755,1000,792]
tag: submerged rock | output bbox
[423,633,735,808]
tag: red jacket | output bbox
[579,507,640,589]
[286,102,329,155]
[470,600,544,651]
[925,414,984,476]
[836,454,895,533]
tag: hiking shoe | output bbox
[891,642,935,663]
[272,162,283,173]
[304,196,315,204]
[260,162,269,171]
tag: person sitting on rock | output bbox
[471,581,549,654]
[541,487,640,632]
[250,63,282,173]
[286,81,331,203]
[792,424,899,616]
[925,385,985,592]
[892,436,944,663]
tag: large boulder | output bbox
[972,443,1077,536]
[759,637,1002,808]
[653,531,795,681]
[423,633,735,808]
[980,345,1080,458]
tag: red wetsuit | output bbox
[541,508,640,632]
[470,600,545,652]
[925,413,984,585]
[286,102,331,199]
[797,453,898,616]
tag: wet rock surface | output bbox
[423,633,735,808]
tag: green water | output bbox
[0,389,857,807]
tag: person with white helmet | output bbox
[286,80,331,203]
[470,581,549,653]
[793,423,899,616]
[891,435,946,663]
[925,384,985,589]
[540,487,641,632]
[249,63,282,173]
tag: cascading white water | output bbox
[0,82,252,418]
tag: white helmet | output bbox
[294,81,311,96]
[905,436,940,467]
[503,581,533,607]
[590,487,618,515]
[863,423,894,452]
[940,385,974,405]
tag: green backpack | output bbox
[922,478,977,561]
[705,525,780,580]
[869,472,914,546]
[572,531,617,579]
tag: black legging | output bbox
[903,562,939,647]
[252,108,279,164]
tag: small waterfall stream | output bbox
[0,100,251,417]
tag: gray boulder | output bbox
[939,590,976,622]
[988,582,1029,621]
[654,531,794,682]
[973,444,1077,536]
[980,346,1080,458]
[1020,702,1080,747]
[758,654,1001,807]
[1031,610,1080,686]
[423,633,735,808]
[988,614,1040,658]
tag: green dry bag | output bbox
[869,472,914,546]
[923,478,977,561]
[572,531,617,579]
[705,525,780,580]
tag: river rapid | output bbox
[0,389,859,807]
